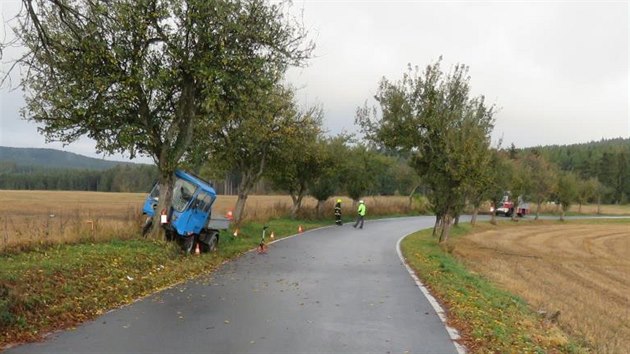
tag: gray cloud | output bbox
[1,1,628,162]
[287,0,629,147]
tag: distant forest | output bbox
[526,138,630,204]
[0,162,157,193]
[1,138,628,202]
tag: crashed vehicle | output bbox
[142,169,229,253]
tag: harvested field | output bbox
[0,190,413,248]
[454,221,630,353]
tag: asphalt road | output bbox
[9,216,460,354]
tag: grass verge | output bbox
[0,218,328,349]
[400,224,587,353]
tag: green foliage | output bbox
[557,172,579,216]
[341,144,382,201]
[10,0,313,234]
[357,58,495,241]
[308,135,349,202]
[200,85,315,223]
[526,138,630,204]
[264,104,324,217]
[522,152,559,217]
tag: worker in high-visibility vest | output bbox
[353,200,366,229]
[334,199,343,226]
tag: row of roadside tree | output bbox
[3,1,627,241]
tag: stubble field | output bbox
[453,221,630,353]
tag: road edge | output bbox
[396,233,467,354]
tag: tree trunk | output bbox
[432,214,442,237]
[454,214,460,226]
[149,170,175,240]
[316,199,326,218]
[490,211,497,225]
[233,173,256,225]
[511,199,520,221]
[234,193,248,225]
[439,214,452,243]
[471,207,478,226]
[535,201,541,220]
[560,207,565,221]
[597,196,601,215]
[290,193,304,219]
[578,203,582,213]
[407,185,419,211]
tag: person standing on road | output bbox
[334,199,343,226]
[353,200,366,229]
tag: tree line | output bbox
[0,163,157,192]
[3,0,626,241]
[526,138,630,205]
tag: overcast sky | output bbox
[1,0,628,163]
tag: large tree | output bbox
[522,153,558,220]
[309,135,349,217]
[357,58,495,242]
[266,105,324,218]
[557,172,579,221]
[7,0,312,236]
[200,85,314,224]
[341,144,381,205]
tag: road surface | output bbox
[9,217,461,354]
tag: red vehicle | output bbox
[492,194,530,217]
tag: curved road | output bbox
[9,217,460,354]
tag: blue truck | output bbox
[142,169,230,253]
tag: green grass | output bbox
[400,225,588,353]
[0,219,328,348]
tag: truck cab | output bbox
[493,193,530,217]
[142,170,229,253]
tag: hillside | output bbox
[0,146,133,170]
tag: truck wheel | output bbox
[182,235,196,254]
[200,232,219,253]
[141,217,152,237]
[164,229,175,242]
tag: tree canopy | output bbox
[357,58,495,242]
[7,0,313,235]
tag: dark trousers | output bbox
[335,214,342,225]
[353,215,364,229]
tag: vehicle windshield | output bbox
[148,183,160,200]
[172,178,197,212]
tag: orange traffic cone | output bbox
[233,228,239,237]
[195,242,200,255]
[298,225,303,233]
[270,232,275,239]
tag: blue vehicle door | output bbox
[186,192,214,234]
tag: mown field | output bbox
[452,220,630,353]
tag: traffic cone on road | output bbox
[298,225,303,233]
